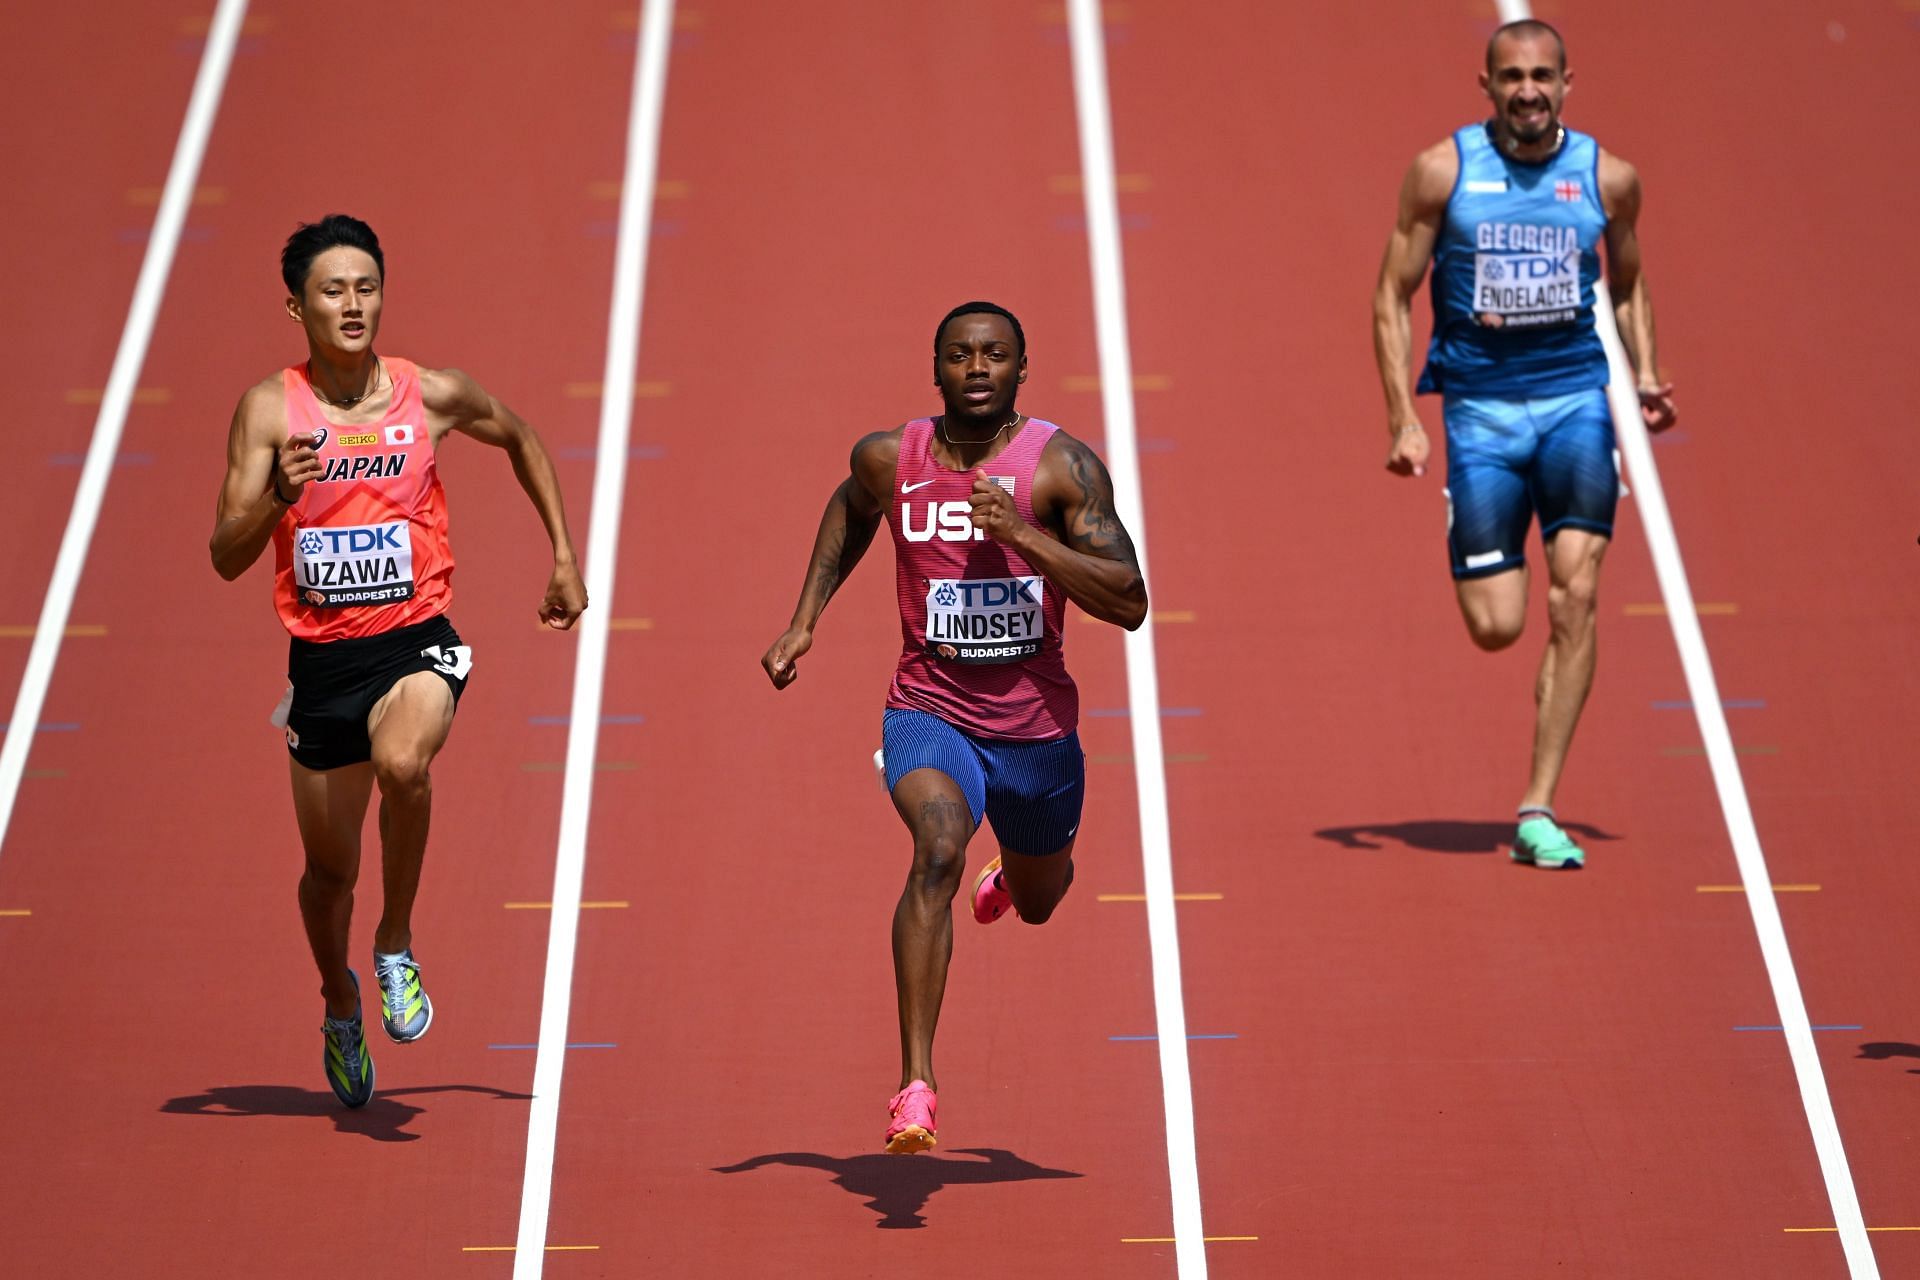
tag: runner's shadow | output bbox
[1314,819,1620,856]
[1857,1043,1920,1074]
[712,1147,1082,1229]
[159,1083,532,1144]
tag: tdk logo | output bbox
[942,579,1039,608]
[300,526,405,555]
[1511,253,1575,279]
[901,501,984,542]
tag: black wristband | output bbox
[271,472,297,506]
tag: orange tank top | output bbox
[272,357,454,640]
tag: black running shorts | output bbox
[279,615,472,771]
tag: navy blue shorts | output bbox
[880,708,1085,856]
[1443,388,1619,579]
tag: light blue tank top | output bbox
[1417,121,1609,398]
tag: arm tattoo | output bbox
[1058,438,1139,569]
[804,481,881,604]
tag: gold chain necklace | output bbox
[306,355,383,408]
[937,412,1021,447]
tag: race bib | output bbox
[293,519,415,608]
[924,576,1046,664]
[1473,250,1581,329]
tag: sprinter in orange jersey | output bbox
[210,214,586,1108]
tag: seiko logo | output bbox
[901,500,984,542]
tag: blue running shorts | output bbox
[880,707,1084,856]
[1442,387,1618,579]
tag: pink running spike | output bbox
[971,855,1013,925]
[885,1080,938,1154]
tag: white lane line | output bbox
[0,0,250,862]
[511,1,675,1275]
[1597,281,1879,1278]
[1065,3,1208,1275]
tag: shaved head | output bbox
[1486,19,1566,73]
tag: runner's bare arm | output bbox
[1373,141,1457,477]
[209,379,313,580]
[975,432,1146,630]
[760,431,896,689]
[421,367,587,628]
[1600,153,1677,432]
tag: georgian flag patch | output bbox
[1554,179,1582,202]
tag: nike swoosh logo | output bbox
[901,479,936,493]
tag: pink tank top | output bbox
[884,418,1078,740]
[272,357,454,641]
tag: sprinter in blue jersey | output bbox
[1372,19,1677,868]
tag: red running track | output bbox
[3,2,1916,1277]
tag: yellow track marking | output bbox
[562,380,671,399]
[0,625,105,638]
[127,185,226,206]
[461,1244,601,1251]
[1661,745,1778,757]
[1625,602,1738,616]
[1696,884,1821,894]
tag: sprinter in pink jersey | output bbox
[762,303,1147,1152]
[211,216,586,1109]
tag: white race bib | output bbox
[924,576,1046,665]
[1473,250,1581,328]
[293,519,415,608]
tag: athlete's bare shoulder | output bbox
[1036,425,1101,475]
[1034,427,1110,503]
[1402,137,1461,216]
[415,364,487,419]
[232,373,286,444]
[849,426,904,506]
[1597,149,1642,220]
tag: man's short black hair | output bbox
[281,214,385,296]
[934,301,1025,358]
[1486,18,1566,73]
